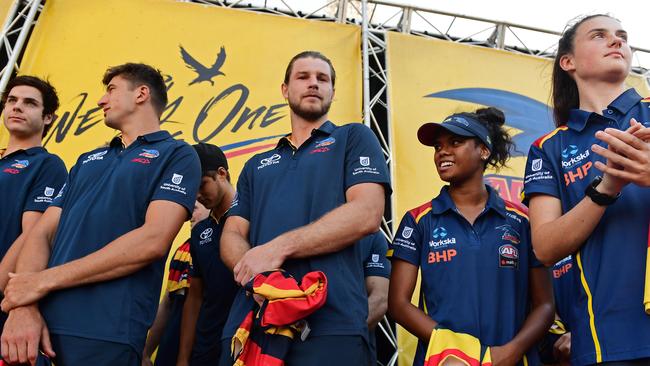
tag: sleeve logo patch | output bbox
[402,226,413,239]
[172,173,184,185]
[360,156,370,166]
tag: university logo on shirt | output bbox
[402,226,413,239]
[172,173,184,185]
[372,254,380,263]
[360,156,370,166]
[44,187,55,197]
[531,159,543,172]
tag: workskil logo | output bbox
[430,227,456,248]
[561,145,590,169]
[432,227,447,239]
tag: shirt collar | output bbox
[315,120,336,134]
[19,146,46,156]
[431,184,506,218]
[567,88,642,132]
[275,120,337,149]
[140,130,171,143]
[210,208,229,224]
[109,130,171,148]
[609,88,642,114]
[0,146,46,159]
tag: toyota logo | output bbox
[260,154,281,165]
[200,228,213,240]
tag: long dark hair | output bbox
[552,14,616,126]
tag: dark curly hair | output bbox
[462,107,514,171]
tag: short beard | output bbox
[288,98,332,122]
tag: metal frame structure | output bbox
[0,0,43,93]
[1,1,650,365]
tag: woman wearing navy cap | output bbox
[523,15,650,366]
[389,107,554,366]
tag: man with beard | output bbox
[218,51,391,365]
[0,63,200,365]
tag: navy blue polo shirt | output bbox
[0,147,66,259]
[522,88,650,365]
[188,214,237,364]
[223,121,391,342]
[40,130,200,353]
[360,232,391,279]
[390,186,541,366]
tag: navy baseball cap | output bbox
[193,143,228,175]
[417,113,492,151]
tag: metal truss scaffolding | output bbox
[1,1,650,365]
[0,0,43,93]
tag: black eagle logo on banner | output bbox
[179,45,227,86]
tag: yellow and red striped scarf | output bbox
[424,328,492,366]
[232,270,328,366]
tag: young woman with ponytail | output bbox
[523,14,650,366]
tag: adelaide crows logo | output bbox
[425,88,555,155]
[179,45,227,86]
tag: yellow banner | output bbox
[19,0,361,168]
[386,31,650,365]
